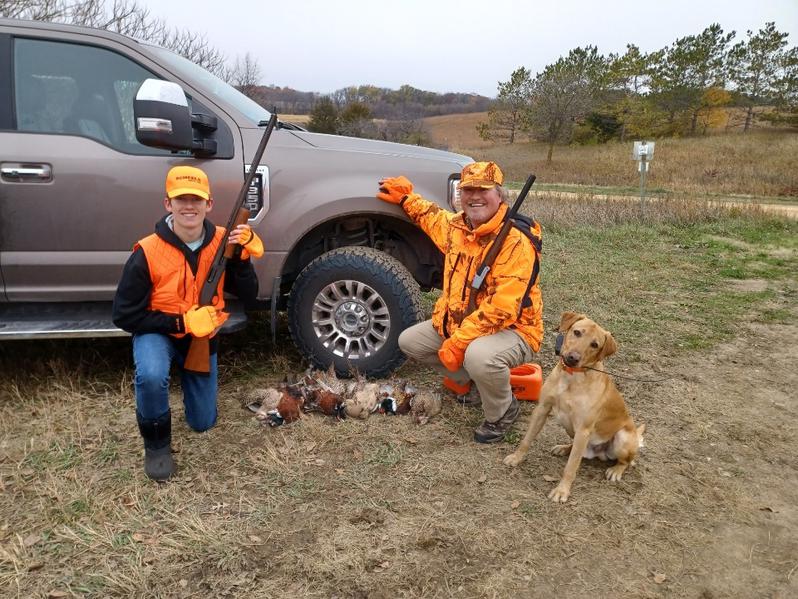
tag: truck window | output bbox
[147,44,271,125]
[14,37,171,155]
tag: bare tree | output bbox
[1,0,68,19]
[380,111,429,145]
[2,0,229,78]
[230,52,262,99]
[158,28,228,78]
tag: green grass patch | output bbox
[719,266,747,279]
[23,441,83,473]
[284,478,319,499]
[540,217,797,354]
[365,442,404,467]
[756,307,793,324]
[97,440,120,465]
[504,429,523,446]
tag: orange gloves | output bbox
[229,225,264,259]
[183,305,229,337]
[377,176,414,205]
[438,338,466,372]
[240,229,264,259]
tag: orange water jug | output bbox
[443,362,542,402]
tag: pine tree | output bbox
[308,97,338,134]
[476,67,532,144]
[651,24,735,135]
[527,47,608,162]
[728,22,792,132]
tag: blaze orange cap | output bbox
[165,166,210,200]
[458,161,504,189]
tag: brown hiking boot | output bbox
[455,386,482,407]
[473,396,520,444]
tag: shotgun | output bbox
[183,112,279,374]
[465,174,536,317]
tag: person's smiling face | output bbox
[165,194,212,230]
[460,185,502,228]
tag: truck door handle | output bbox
[1,163,53,182]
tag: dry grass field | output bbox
[281,114,310,127]
[2,195,797,598]
[423,114,798,199]
[466,131,798,199]
[422,112,508,150]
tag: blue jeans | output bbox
[132,333,218,431]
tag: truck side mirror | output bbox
[134,79,194,151]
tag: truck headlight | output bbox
[448,176,461,211]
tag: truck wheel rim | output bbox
[311,279,390,359]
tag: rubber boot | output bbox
[137,410,176,481]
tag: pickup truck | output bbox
[0,17,472,377]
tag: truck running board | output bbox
[0,301,247,340]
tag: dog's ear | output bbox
[558,311,586,332]
[599,331,618,360]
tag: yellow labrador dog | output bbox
[504,312,645,503]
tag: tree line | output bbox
[295,86,490,145]
[479,22,797,161]
[253,84,491,120]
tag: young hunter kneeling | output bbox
[112,166,264,481]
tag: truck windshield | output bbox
[146,45,270,125]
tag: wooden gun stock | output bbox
[183,207,252,374]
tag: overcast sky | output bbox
[137,0,797,97]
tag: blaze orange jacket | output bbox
[136,227,226,338]
[402,194,543,352]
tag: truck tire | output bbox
[288,246,424,378]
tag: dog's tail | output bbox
[637,423,646,448]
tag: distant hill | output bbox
[280,112,522,152]
[247,84,492,119]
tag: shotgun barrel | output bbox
[184,112,279,374]
[199,112,278,306]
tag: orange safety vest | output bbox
[136,227,226,338]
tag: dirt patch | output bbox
[651,321,798,598]
[727,278,769,292]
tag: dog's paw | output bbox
[503,452,525,467]
[605,464,628,482]
[551,444,572,456]
[548,484,571,503]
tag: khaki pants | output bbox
[398,320,534,422]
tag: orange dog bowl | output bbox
[443,362,542,402]
[510,363,542,401]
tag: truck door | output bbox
[0,35,238,302]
